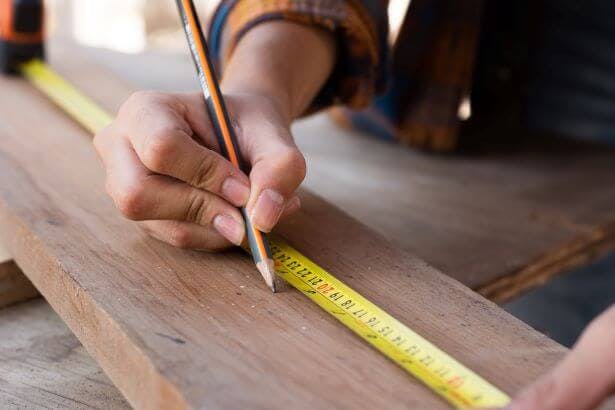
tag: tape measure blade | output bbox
[20,59,112,134]
[271,237,510,408]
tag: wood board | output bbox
[0,49,567,408]
[0,243,38,308]
[79,46,615,303]
[0,298,128,408]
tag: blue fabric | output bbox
[505,252,615,347]
[526,0,615,143]
[208,1,236,69]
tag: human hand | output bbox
[94,90,305,250]
[95,21,334,251]
[505,305,615,410]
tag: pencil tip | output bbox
[256,259,277,293]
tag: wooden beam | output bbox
[0,50,566,408]
[0,243,38,308]
[0,299,128,408]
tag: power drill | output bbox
[0,0,44,73]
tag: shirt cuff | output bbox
[208,0,387,112]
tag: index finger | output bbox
[121,93,251,207]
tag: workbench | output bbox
[1,40,614,408]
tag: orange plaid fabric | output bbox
[208,0,389,111]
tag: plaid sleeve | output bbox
[208,0,388,111]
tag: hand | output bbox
[506,305,615,410]
[94,21,335,251]
[94,90,305,250]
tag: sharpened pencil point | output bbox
[256,258,277,293]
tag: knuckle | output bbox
[125,90,159,109]
[120,91,151,118]
[192,153,219,189]
[111,181,148,220]
[276,148,307,182]
[168,225,193,249]
[142,131,177,172]
[185,193,213,224]
[123,91,185,117]
[120,91,177,126]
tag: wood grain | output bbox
[0,49,568,408]
[0,298,128,408]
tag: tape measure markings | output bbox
[18,59,511,409]
[272,238,510,408]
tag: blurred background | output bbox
[48,0,411,53]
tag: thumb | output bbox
[508,305,615,410]
[243,125,306,232]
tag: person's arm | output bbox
[222,21,335,121]
[507,305,615,410]
[95,0,387,251]
[94,22,335,249]
[220,21,337,232]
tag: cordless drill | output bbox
[0,0,44,73]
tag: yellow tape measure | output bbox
[19,59,511,409]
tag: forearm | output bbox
[220,21,336,124]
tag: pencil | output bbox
[175,0,278,292]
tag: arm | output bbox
[508,305,615,410]
[220,21,337,232]
[94,22,335,249]
[95,0,387,251]
[222,21,336,121]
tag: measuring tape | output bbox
[19,59,511,409]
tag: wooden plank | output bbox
[0,50,566,408]
[0,298,128,408]
[0,243,38,308]
[79,46,615,303]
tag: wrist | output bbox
[220,21,336,122]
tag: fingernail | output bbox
[213,214,244,245]
[251,189,284,232]
[221,178,250,206]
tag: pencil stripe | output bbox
[180,0,241,167]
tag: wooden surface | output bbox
[0,299,128,408]
[296,122,615,303]
[0,47,568,409]
[80,46,615,303]
[0,243,38,308]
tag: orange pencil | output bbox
[176,0,277,292]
